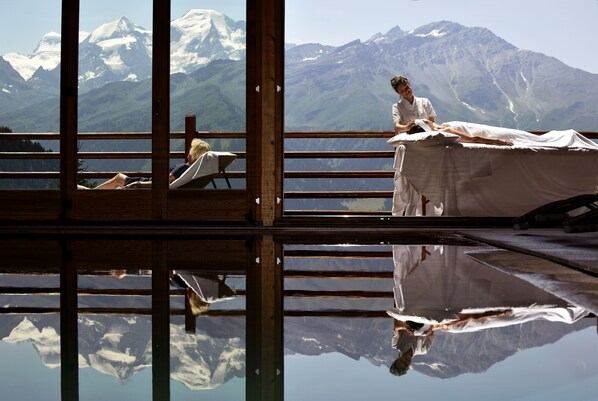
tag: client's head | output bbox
[188,139,211,164]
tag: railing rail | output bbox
[1,128,597,215]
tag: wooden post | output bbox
[59,0,80,222]
[246,0,284,226]
[185,115,196,158]
[152,0,171,221]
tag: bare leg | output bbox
[443,127,512,145]
[426,121,512,146]
[94,173,128,189]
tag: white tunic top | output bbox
[392,96,437,124]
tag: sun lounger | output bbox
[513,193,598,231]
[169,151,237,189]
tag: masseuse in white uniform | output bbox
[390,75,437,134]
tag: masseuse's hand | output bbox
[406,120,416,132]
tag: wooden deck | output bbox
[459,228,598,275]
[459,228,598,316]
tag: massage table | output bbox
[389,126,598,217]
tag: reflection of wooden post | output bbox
[184,288,196,334]
[247,236,283,401]
[60,239,78,400]
[152,240,170,400]
[185,115,196,157]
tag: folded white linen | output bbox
[387,131,460,147]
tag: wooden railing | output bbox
[1,127,597,215]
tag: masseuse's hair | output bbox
[390,75,410,91]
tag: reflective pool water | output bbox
[0,238,595,401]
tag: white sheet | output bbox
[443,121,598,149]
[392,125,598,216]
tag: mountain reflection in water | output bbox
[0,240,595,401]
[283,244,596,401]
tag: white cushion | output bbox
[387,131,460,147]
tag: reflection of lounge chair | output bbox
[170,151,237,189]
[171,272,237,304]
[171,271,237,334]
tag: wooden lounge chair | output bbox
[513,193,598,232]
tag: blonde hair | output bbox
[188,292,210,315]
[188,139,211,163]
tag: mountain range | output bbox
[1,310,592,387]
[1,10,598,133]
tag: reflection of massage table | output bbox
[170,151,236,189]
[391,132,598,216]
[387,245,586,326]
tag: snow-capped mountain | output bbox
[77,17,152,92]
[1,312,591,385]
[2,17,598,132]
[283,21,598,131]
[1,314,246,389]
[2,32,62,81]
[170,9,246,74]
[2,316,61,369]
[1,9,245,94]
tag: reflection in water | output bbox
[388,245,590,378]
[170,271,237,315]
[284,243,596,401]
[169,271,245,391]
[0,236,249,400]
[169,316,245,390]
[0,239,595,400]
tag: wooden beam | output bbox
[152,0,171,221]
[184,115,196,158]
[60,0,80,223]
[247,0,283,226]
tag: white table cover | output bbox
[392,131,598,216]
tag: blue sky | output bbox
[1,0,598,73]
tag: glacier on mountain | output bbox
[1,9,246,89]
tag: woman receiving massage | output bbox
[391,74,510,145]
[391,75,597,148]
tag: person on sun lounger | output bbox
[78,138,211,189]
